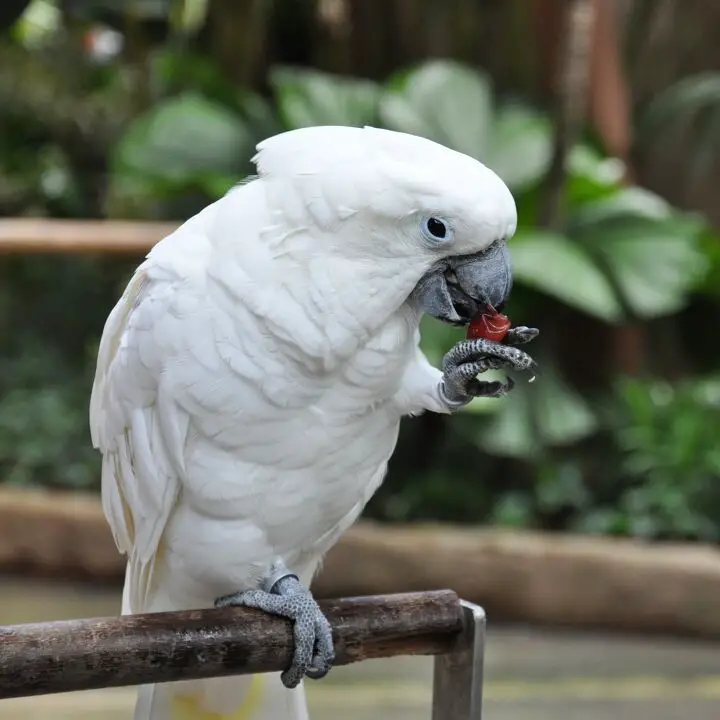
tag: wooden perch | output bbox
[0,590,464,700]
[0,218,177,254]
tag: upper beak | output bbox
[411,241,513,325]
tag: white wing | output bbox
[89,224,211,612]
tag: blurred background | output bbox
[1,0,720,718]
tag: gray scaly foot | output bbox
[439,331,539,408]
[215,562,334,689]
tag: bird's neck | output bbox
[273,254,425,372]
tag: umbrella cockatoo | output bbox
[90,125,538,720]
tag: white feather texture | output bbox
[89,125,516,719]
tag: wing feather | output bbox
[90,227,210,611]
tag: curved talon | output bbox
[307,614,335,679]
[505,326,540,346]
[469,375,514,398]
[215,571,335,689]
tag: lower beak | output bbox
[412,242,513,325]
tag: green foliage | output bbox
[639,72,720,181]
[479,361,599,460]
[269,66,380,129]
[379,60,553,191]
[366,61,709,464]
[509,229,623,321]
[109,92,255,213]
[0,253,136,493]
[379,60,495,161]
[0,386,98,490]
[575,377,720,541]
[1,30,719,543]
[568,190,709,319]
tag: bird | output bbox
[89,124,538,720]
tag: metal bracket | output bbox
[431,600,486,720]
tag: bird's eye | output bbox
[426,217,447,239]
[420,215,453,247]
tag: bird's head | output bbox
[252,125,517,330]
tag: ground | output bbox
[1,577,719,719]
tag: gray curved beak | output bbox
[411,242,513,325]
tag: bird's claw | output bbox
[215,568,334,689]
[504,325,539,346]
[439,333,539,408]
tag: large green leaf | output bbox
[478,385,537,457]
[484,104,552,191]
[380,60,551,190]
[688,102,720,181]
[696,226,720,296]
[270,66,380,129]
[571,186,674,226]
[640,72,720,140]
[509,229,623,321]
[239,91,284,139]
[572,193,709,318]
[639,73,720,182]
[567,144,625,204]
[536,369,598,447]
[112,92,252,186]
[479,362,598,459]
[586,221,707,319]
[379,59,493,159]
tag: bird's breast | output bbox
[177,307,418,556]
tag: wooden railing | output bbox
[0,218,176,254]
[0,590,486,719]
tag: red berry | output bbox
[466,310,511,342]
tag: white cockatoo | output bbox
[89,125,538,720]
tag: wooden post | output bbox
[0,590,466,700]
[432,601,487,720]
